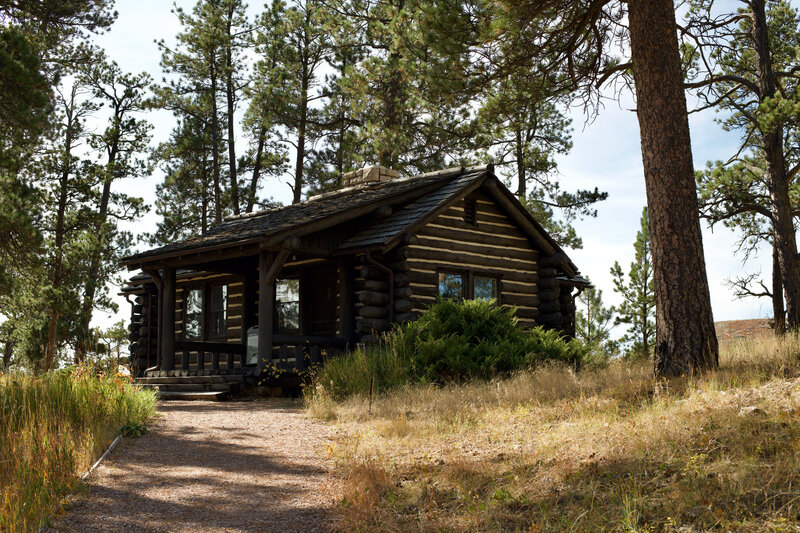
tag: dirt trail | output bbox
[48,399,336,532]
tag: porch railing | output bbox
[174,340,247,373]
[271,334,348,371]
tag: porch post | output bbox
[258,248,290,376]
[339,257,355,346]
[161,266,176,371]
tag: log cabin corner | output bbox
[120,164,590,398]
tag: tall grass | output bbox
[315,333,800,531]
[0,368,157,532]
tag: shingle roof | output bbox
[121,166,476,265]
[336,166,488,252]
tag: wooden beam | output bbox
[161,266,176,371]
[257,249,290,375]
[339,257,355,346]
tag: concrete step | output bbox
[157,390,230,401]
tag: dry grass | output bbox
[310,334,800,532]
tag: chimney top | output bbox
[343,165,399,187]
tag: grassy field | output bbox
[0,369,157,532]
[309,335,800,532]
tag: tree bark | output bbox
[772,242,786,335]
[515,128,526,198]
[749,0,800,329]
[246,125,266,213]
[225,3,240,216]
[210,56,223,225]
[628,0,718,377]
[293,63,309,204]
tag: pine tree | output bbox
[611,207,655,359]
[575,287,617,358]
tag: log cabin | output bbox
[120,164,590,397]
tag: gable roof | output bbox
[120,165,583,278]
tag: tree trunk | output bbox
[293,70,309,204]
[225,5,240,216]
[247,126,266,213]
[515,128,526,198]
[2,338,12,370]
[75,134,119,364]
[628,0,718,377]
[772,242,786,335]
[210,57,223,225]
[750,0,800,329]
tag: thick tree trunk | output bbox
[773,242,786,335]
[750,0,800,329]
[293,74,309,205]
[628,0,718,377]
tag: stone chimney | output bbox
[343,165,399,187]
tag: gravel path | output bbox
[48,400,336,533]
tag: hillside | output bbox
[311,335,800,532]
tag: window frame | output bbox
[436,269,502,304]
[180,281,231,341]
[207,282,228,340]
[275,276,302,334]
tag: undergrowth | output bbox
[312,333,800,532]
[0,368,156,532]
[308,299,587,402]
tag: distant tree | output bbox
[575,287,617,358]
[688,0,800,331]
[611,207,655,359]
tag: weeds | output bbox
[317,333,800,532]
[0,368,156,532]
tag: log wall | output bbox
[403,190,542,329]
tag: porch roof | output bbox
[121,166,473,267]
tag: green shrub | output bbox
[308,299,588,401]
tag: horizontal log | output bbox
[357,279,388,291]
[395,286,413,298]
[538,267,559,278]
[408,284,438,298]
[359,334,381,345]
[407,246,536,271]
[539,289,560,302]
[537,277,559,290]
[539,301,561,314]
[174,340,244,354]
[390,247,411,260]
[359,305,389,319]
[501,280,539,293]
[356,318,390,333]
[502,293,540,308]
[273,333,347,348]
[391,261,411,273]
[421,224,532,249]
[413,235,537,262]
[540,252,569,268]
[132,304,143,314]
[538,312,563,324]
[394,299,413,313]
[358,265,386,280]
[395,312,415,323]
[358,291,389,306]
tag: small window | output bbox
[473,276,498,301]
[184,289,203,339]
[438,272,465,300]
[209,284,228,338]
[276,278,300,331]
[464,197,477,226]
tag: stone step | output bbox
[157,383,233,392]
[157,390,230,401]
[135,375,244,385]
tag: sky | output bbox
[89,0,789,334]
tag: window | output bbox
[209,284,228,338]
[464,197,477,226]
[473,276,498,301]
[276,278,300,331]
[184,289,203,339]
[438,272,465,300]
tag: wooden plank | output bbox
[501,293,541,308]
[181,349,190,370]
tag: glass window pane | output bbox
[473,277,498,301]
[210,285,227,337]
[276,278,300,331]
[438,272,464,300]
[185,289,203,339]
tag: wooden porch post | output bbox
[258,249,290,376]
[339,257,355,346]
[161,266,176,371]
